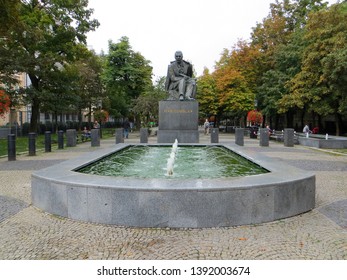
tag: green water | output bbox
[76,145,268,179]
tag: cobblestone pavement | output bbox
[0,131,346,260]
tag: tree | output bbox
[251,0,328,129]
[213,51,255,126]
[103,37,153,119]
[215,67,255,123]
[196,68,218,120]
[0,0,99,132]
[71,48,104,129]
[284,3,347,135]
[132,77,166,127]
[247,110,263,125]
[0,89,10,118]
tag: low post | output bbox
[259,128,269,147]
[235,128,244,146]
[28,132,36,156]
[45,131,51,152]
[284,128,294,147]
[115,128,124,144]
[91,129,100,147]
[66,129,77,147]
[140,128,148,143]
[210,128,219,143]
[58,130,64,149]
[7,134,16,161]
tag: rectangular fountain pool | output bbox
[76,145,269,179]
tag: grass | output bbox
[332,149,347,154]
[0,128,115,157]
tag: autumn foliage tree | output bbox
[247,110,263,125]
[196,68,219,120]
[0,90,11,118]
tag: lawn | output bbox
[0,128,115,157]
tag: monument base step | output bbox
[157,130,199,143]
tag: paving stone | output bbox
[0,132,346,260]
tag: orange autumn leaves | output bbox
[0,90,11,118]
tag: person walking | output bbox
[123,119,130,139]
[204,119,210,135]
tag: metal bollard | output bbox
[28,132,36,156]
[45,131,52,152]
[7,134,16,161]
[58,130,64,149]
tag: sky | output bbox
[86,0,338,81]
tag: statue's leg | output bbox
[185,78,196,99]
[178,79,186,100]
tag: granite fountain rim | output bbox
[32,142,315,191]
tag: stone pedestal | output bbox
[210,128,219,143]
[140,128,148,143]
[91,129,100,147]
[115,128,124,144]
[66,129,77,147]
[259,128,269,147]
[284,128,294,147]
[157,100,199,143]
[235,128,244,146]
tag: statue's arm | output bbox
[168,64,183,82]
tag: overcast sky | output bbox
[86,0,337,81]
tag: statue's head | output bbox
[175,51,183,63]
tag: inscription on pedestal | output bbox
[157,100,199,143]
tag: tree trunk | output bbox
[28,74,40,133]
[335,113,342,136]
[78,108,83,132]
[29,96,40,133]
[286,110,294,129]
[300,108,305,130]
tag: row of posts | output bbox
[7,129,101,161]
[7,127,295,161]
[7,127,142,161]
[208,127,295,147]
[123,127,296,147]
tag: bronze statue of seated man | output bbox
[165,50,196,100]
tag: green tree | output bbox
[0,0,99,132]
[251,0,327,128]
[132,76,167,127]
[103,36,153,119]
[72,48,104,129]
[196,68,218,121]
[285,3,347,135]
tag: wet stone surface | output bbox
[0,159,65,171]
[0,195,29,222]
[319,199,347,229]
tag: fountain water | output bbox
[167,139,178,176]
